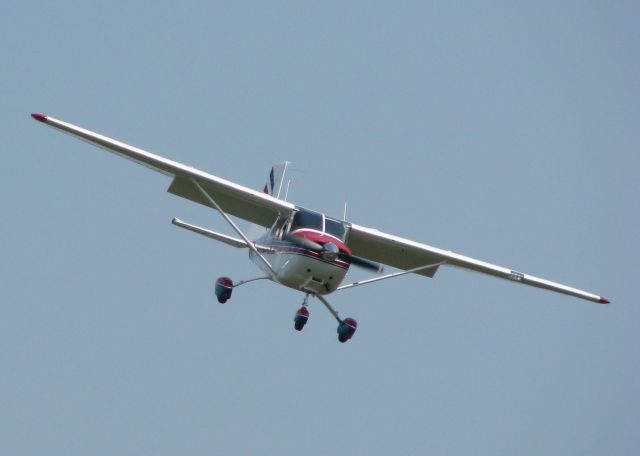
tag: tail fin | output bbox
[262,161,291,200]
[247,162,291,241]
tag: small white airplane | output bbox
[31,113,610,343]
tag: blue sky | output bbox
[2,2,638,455]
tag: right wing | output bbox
[31,113,295,227]
[347,223,610,304]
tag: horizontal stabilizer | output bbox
[172,218,248,248]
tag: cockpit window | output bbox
[290,209,323,232]
[289,209,349,242]
[324,217,348,242]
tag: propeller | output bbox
[347,255,382,272]
[284,233,381,272]
[283,233,323,252]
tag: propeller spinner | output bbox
[284,233,381,272]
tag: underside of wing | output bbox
[348,223,609,304]
[348,226,441,278]
[167,177,284,227]
[32,113,295,228]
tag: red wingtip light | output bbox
[31,113,47,122]
[599,297,610,304]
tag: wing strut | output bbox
[189,178,278,279]
[336,261,446,292]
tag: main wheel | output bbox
[337,318,357,343]
[215,277,233,303]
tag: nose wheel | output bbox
[293,294,310,331]
[294,294,357,343]
[294,306,309,331]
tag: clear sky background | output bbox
[2,2,638,455]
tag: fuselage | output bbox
[250,228,351,295]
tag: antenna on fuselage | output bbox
[343,202,348,220]
[284,179,291,201]
[276,161,291,199]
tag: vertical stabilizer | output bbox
[247,162,292,240]
[262,161,291,199]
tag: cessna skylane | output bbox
[31,113,610,343]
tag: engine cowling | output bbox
[337,318,357,343]
[215,277,233,303]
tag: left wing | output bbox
[347,223,610,304]
[31,113,295,227]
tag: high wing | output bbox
[347,223,609,304]
[32,113,609,304]
[31,113,295,227]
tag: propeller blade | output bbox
[285,233,382,272]
[283,233,323,252]
[340,253,382,272]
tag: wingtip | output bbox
[599,297,610,304]
[31,113,47,122]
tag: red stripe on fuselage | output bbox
[290,229,351,255]
[267,241,350,269]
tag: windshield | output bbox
[290,209,323,232]
[324,217,348,242]
[289,209,349,242]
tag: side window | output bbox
[271,217,288,240]
[324,217,348,242]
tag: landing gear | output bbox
[215,277,233,303]
[213,280,357,342]
[294,307,309,331]
[214,276,271,303]
[316,295,358,343]
[337,318,358,343]
[294,294,310,331]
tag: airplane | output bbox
[31,113,610,343]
